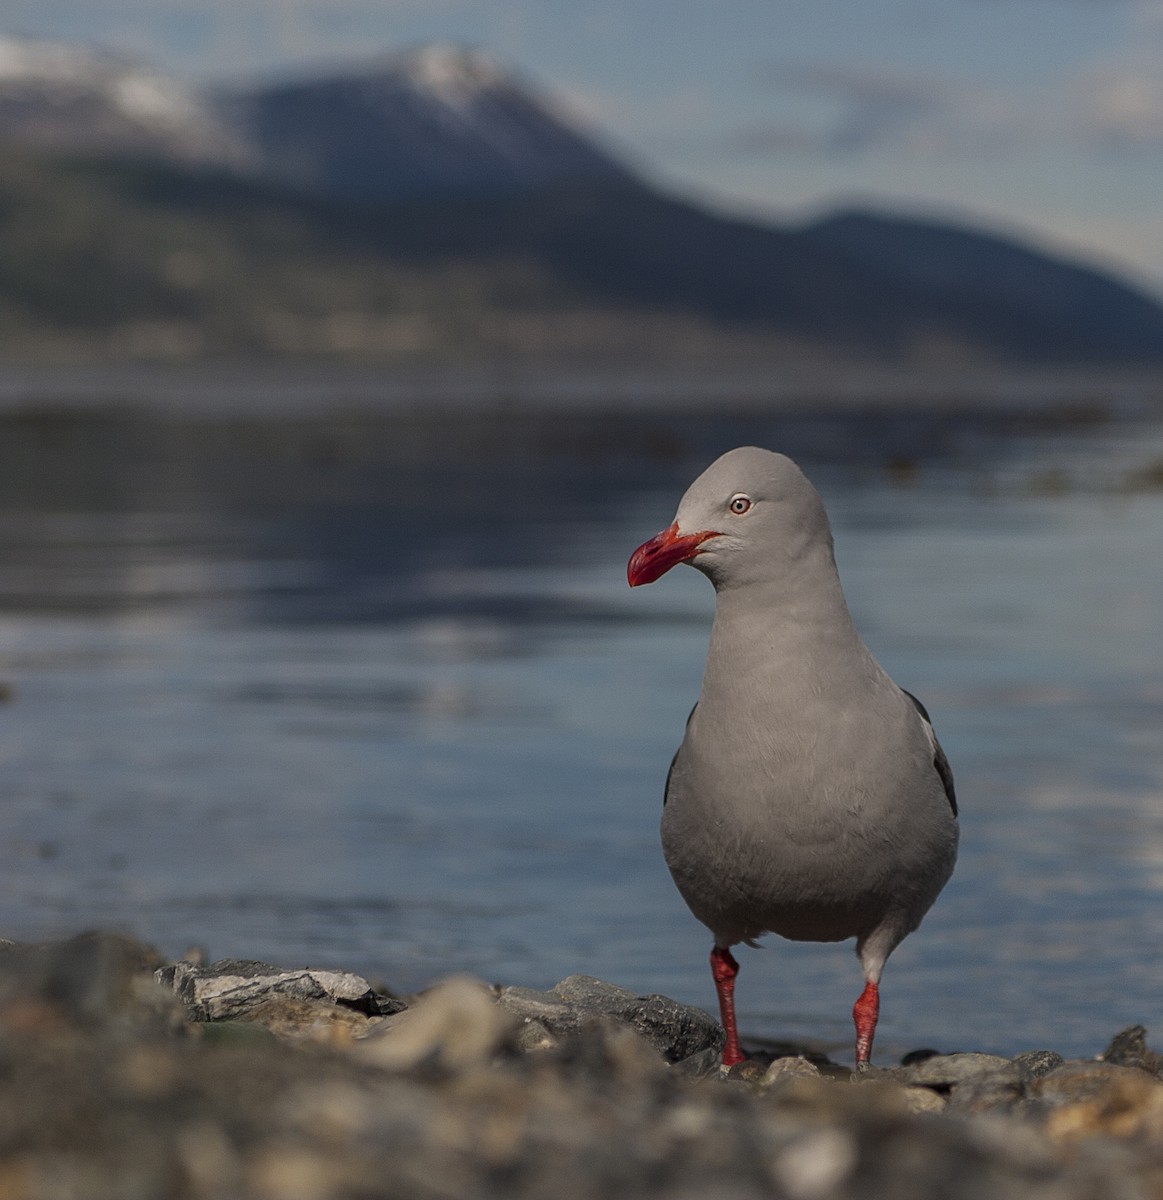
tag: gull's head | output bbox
[627,447,833,590]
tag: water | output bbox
[0,382,1161,1061]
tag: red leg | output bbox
[853,979,880,1067]
[710,944,745,1066]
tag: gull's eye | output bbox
[728,494,752,515]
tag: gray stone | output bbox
[157,957,401,1024]
[901,1084,948,1113]
[892,1052,1027,1116]
[1100,1026,1162,1076]
[900,1047,942,1067]
[726,1059,768,1084]
[1033,1061,1163,1144]
[1013,1050,1067,1081]
[946,1075,1028,1116]
[850,1062,903,1084]
[514,1017,557,1053]
[1034,1060,1163,1107]
[901,1051,1019,1089]
[670,1045,723,1080]
[760,1056,822,1087]
[547,1014,672,1084]
[498,974,724,1063]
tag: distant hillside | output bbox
[807,212,1163,363]
[0,33,1162,366]
[220,44,638,201]
[2,153,1161,366]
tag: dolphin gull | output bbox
[627,447,958,1068]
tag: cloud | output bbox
[763,63,949,153]
[729,30,1163,164]
[1071,0,1163,144]
[727,62,1035,160]
[1075,66,1163,144]
[1,0,468,76]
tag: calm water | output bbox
[0,383,1161,1061]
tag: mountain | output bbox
[0,34,1161,366]
[0,36,639,198]
[359,186,1163,362]
[219,44,639,201]
[0,33,247,166]
[3,155,1161,366]
[806,212,1163,363]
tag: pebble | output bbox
[761,1056,822,1087]
[361,976,517,1072]
[4,934,1163,1199]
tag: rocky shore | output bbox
[1,933,1161,1199]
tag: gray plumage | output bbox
[629,446,958,1065]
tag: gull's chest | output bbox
[678,666,912,816]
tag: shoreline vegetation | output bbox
[3,931,1162,1200]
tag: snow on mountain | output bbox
[219,43,640,201]
[0,33,96,81]
[0,33,249,166]
[395,43,510,107]
[0,34,634,197]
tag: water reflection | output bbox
[0,397,1160,1059]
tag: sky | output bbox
[3,0,1162,293]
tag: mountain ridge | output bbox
[218,42,638,201]
[0,33,1161,366]
[0,32,248,166]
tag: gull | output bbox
[628,447,958,1067]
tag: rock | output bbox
[5,935,1163,1200]
[544,1014,672,1086]
[769,1126,859,1198]
[901,1085,948,1113]
[901,1052,1018,1089]
[1036,1060,1163,1142]
[359,976,518,1073]
[514,1017,557,1053]
[497,974,724,1063]
[1100,1026,1162,1076]
[1012,1050,1067,1081]
[0,931,177,1034]
[157,958,402,1031]
[900,1047,942,1066]
[895,1052,1025,1115]
[727,1059,768,1084]
[755,1075,1118,1200]
[1035,1061,1163,1105]
[670,1045,722,1080]
[218,996,387,1045]
[761,1057,823,1087]
[1034,1061,1163,1143]
[946,1075,1027,1116]
[849,1063,900,1084]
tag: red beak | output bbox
[627,523,719,587]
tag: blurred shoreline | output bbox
[6,930,1163,1200]
[0,360,1161,419]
